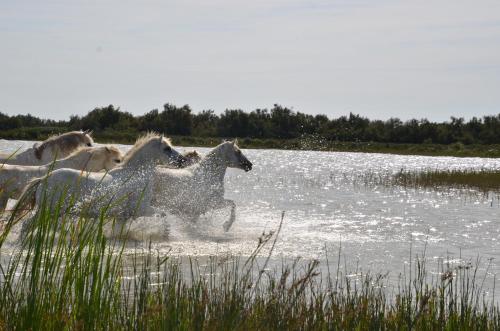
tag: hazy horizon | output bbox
[3,102,500,124]
[1,1,499,122]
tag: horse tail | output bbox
[0,176,44,241]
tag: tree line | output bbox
[1,103,500,145]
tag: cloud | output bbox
[1,0,499,121]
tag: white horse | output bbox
[16,134,185,234]
[0,146,123,211]
[152,140,252,231]
[0,130,94,166]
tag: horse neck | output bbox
[114,148,158,175]
[52,150,91,170]
[196,149,227,181]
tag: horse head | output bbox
[221,139,252,172]
[122,133,186,168]
[88,146,123,171]
[81,130,94,147]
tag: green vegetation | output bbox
[394,168,500,193]
[2,104,500,157]
[1,189,500,329]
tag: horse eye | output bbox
[114,159,121,163]
[164,146,172,152]
[87,143,92,147]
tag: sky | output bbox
[1,0,500,122]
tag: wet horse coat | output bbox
[152,141,252,231]
[0,131,94,166]
[16,134,185,237]
[0,146,122,211]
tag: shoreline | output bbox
[2,135,500,158]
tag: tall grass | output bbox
[394,168,500,193]
[1,188,500,329]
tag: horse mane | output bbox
[103,145,121,154]
[122,133,170,165]
[34,131,91,160]
[65,145,121,159]
[204,141,230,158]
[65,146,92,158]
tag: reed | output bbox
[0,187,500,330]
[394,168,500,193]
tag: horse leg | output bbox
[19,214,36,242]
[183,213,200,223]
[140,205,156,218]
[221,199,236,232]
[0,193,8,213]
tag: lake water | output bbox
[2,139,500,294]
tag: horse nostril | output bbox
[242,161,252,171]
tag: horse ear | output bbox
[233,138,238,146]
[105,146,110,152]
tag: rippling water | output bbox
[2,139,500,291]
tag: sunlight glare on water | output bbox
[2,139,500,280]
